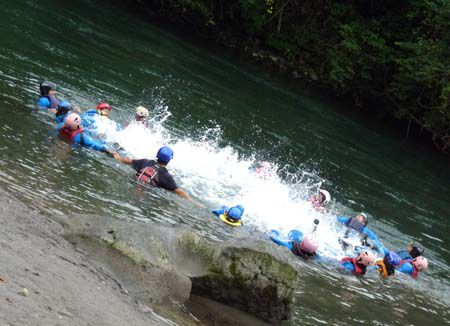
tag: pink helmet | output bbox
[412,256,429,271]
[356,250,375,266]
[300,235,319,254]
[65,113,82,131]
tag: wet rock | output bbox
[62,214,298,323]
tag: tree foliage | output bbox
[137,0,450,152]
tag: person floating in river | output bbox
[135,105,149,127]
[371,251,401,279]
[269,226,320,259]
[81,102,122,135]
[337,212,384,255]
[56,113,110,153]
[341,250,376,276]
[396,242,424,260]
[36,81,59,110]
[395,255,429,279]
[55,101,72,123]
[112,146,205,208]
[212,205,244,227]
[309,189,331,213]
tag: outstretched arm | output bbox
[174,188,205,208]
[112,152,132,164]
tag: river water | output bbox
[0,0,449,325]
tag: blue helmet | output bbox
[57,101,71,111]
[156,146,174,164]
[385,251,401,266]
[227,205,244,221]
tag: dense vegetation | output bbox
[133,0,450,152]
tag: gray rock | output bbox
[62,214,298,323]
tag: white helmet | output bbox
[135,105,149,118]
[319,189,331,204]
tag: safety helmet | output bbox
[300,235,319,254]
[385,252,401,266]
[135,105,149,118]
[227,205,244,221]
[156,146,174,164]
[408,242,424,259]
[40,81,56,96]
[357,212,368,226]
[356,250,375,266]
[412,256,429,271]
[64,113,82,131]
[96,102,112,111]
[57,101,72,113]
[319,189,331,204]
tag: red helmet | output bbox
[96,102,112,111]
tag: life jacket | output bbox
[341,257,366,275]
[292,241,315,259]
[374,260,395,278]
[58,126,84,143]
[397,259,419,278]
[134,162,160,187]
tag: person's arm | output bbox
[269,230,294,251]
[77,134,108,152]
[36,97,50,109]
[341,261,355,272]
[364,227,384,254]
[337,216,349,225]
[112,152,133,164]
[396,262,414,275]
[174,188,205,208]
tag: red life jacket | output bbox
[341,257,366,275]
[397,259,419,278]
[58,126,84,142]
[134,163,160,187]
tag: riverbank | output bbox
[0,188,295,325]
[125,0,450,154]
[0,188,164,325]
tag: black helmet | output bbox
[39,81,56,96]
[409,242,424,258]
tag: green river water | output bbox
[0,0,449,325]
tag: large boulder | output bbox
[61,214,298,323]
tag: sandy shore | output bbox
[0,189,164,326]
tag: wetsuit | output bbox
[395,260,419,278]
[269,230,316,259]
[337,216,384,254]
[131,159,178,191]
[56,123,108,152]
[37,95,59,109]
[341,257,367,276]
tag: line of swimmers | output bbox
[37,81,428,280]
[270,189,429,279]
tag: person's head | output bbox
[355,213,368,226]
[40,81,56,97]
[356,250,375,266]
[300,235,319,254]
[412,256,429,272]
[64,113,82,131]
[384,251,401,266]
[135,105,149,122]
[318,189,331,204]
[407,242,424,259]
[225,205,244,222]
[96,102,112,116]
[57,101,72,116]
[156,146,174,165]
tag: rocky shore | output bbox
[0,189,299,325]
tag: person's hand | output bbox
[111,152,121,160]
